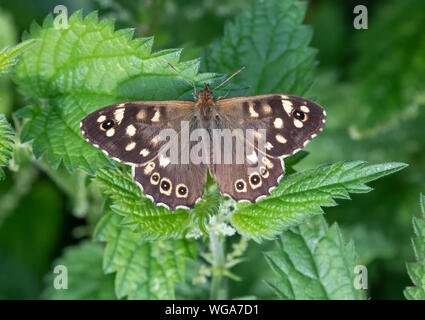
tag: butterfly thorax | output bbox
[195,84,216,123]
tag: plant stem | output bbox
[209,230,227,300]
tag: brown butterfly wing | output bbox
[81,100,208,210]
[209,94,325,202]
[80,101,194,165]
[216,94,326,158]
[132,119,208,210]
[81,93,326,208]
[208,155,284,202]
[133,161,207,210]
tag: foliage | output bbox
[302,0,425,299]
[94,211,196,299]
[351,0,425,131]
[232,161,407,241]
[0,0,418,300]
[0,39,35,74]
[0,114,14,180]
[43,241,116,300]
[13,10,219,174]
[95,168,222,240]
[204,0,315,97]
[265,215,365,300]
[404,193,425,300]
[0,8,18,115]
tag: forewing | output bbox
[80,101,194,165]
[217,94,326,158]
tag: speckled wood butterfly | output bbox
[80,70,326,210]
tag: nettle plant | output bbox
[0,0,409,299]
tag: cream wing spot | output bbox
[262,157,274,169]
[140,148,150,157]
[275,134,287,144]
[294,119,303,128]
[300,105,310,113]
[144,162,155,175]
[126,124,136,137]
[151,110,161,122]
[125,142,136,151]
[97,115,106,123]
[106,128,115,137]
[247,151,258,164]
[253,131,262,139]
[262,103,272,114]
[266,142,274,150]
[273,117,284,129]
[248,102,259,118]
[281,99,293,115]
[137,110,146,120]
[151,135,160,146]
[159,154,170,167]
[114,108,125,124]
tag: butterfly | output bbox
[80,69,326,210]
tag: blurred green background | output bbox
[0,0,424,299]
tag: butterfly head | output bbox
[196,83,215,107]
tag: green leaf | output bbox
[204,0,316,96]
[351,0,425,130]
[232,161,407,241]
[0,39,35,74]
[284,150,309,175]
[264,215,365,300]
[96,168,190,240]
[0,8,18,115]
[404,193,425,300]
[43,241,116,300]
[95,167,222,240]
[0,114,14,180]
[14,10,219,174]
[94,211,196,299]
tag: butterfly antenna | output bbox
[167,62,197,98]
[212,66,246,91]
